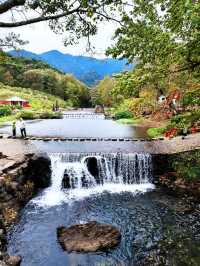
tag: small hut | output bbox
[6,96,30,107]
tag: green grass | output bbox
[116,118,143,125]
[0,114,16,124]
[147,127,166,138]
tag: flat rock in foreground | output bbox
[57,221,121,252]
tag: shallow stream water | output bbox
[5,112,200,265]
[7,152,200,266]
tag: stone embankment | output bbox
[0,140,51,266]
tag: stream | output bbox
[5,111,200,266]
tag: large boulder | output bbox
[5,255,22,266]
[22,153,51,189]
[57,221,121,252]
[85,157,103,185]
[94,105,104,114]
[62,173,71,189]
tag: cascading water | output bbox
[33,152,154,207]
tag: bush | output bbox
[39,111,63,119]
[17,110,63,120]
[182,88,200,106]
[0,105,12,117]
[114,111,133,120]
[17,110,38,120]
[128,98,155,116]
[147,127,166,138]
[172,150,200,181]
[12,104,22,110]
[169,110,200,132]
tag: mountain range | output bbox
[8,50,133,86]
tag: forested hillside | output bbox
[9,50,133,86]
[0,51,90,107]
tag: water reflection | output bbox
[0,117,148,139]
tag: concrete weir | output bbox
[1,132,200,154]
[1,135,154,142]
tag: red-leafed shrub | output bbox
[190,127,198,134]
[164,128,178,138]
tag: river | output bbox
[0,111,148,139]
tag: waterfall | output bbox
[33,153,154,207]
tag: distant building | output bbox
[0,96,30,108]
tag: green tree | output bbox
[0,32,28,49]
[60,74,90,107]
[107,0,200,73]
[113,71,140,99]
[91,76,115,107]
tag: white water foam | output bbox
[32,153,155,208]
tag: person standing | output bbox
[19,118,27,138]
[12,121,16,137]
[182,126,188,140]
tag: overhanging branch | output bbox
[0,6,123,28]
[0,0,26,14]
[0,7,80,27]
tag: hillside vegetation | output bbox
[0,51,90,107]
[0,83,68,122]
[91,63,200,137]
[0,83,67,110]
[9,49,133,86]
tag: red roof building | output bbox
[0,96,30,108]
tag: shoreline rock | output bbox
[0,152,51,265]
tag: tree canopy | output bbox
[107,0,200,73]
[0,32,28,49]
[0,0,127,49]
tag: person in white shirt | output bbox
[18,118,27,138]
[158,95,166,104]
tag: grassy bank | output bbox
[116,117,143,125]
[0,115,16,124]
[147,127,166,138]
